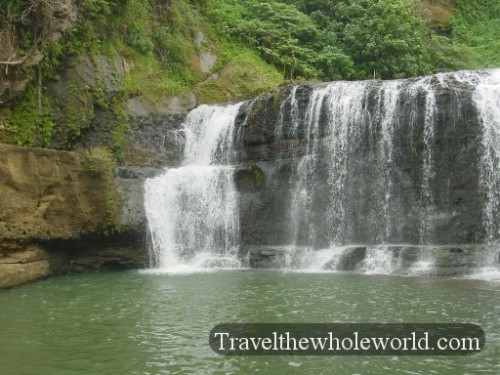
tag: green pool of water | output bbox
[0,270,499,374]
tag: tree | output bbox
[234,2,323,78]
[330,0,429,79]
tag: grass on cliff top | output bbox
[460,19,500,69]
[116,0,284,105]
[119,0,205,103]
[120,44,193,103]
[122,45,283,105]
[450,0,500,69]
[195,48,283,104]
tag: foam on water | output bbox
[298,247,347,271]
[360,246,396,275]
[463,268,500,281]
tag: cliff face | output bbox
[0,144,109,242]
[129,69,500,277]
[0,0,79,107]
[116,70,500,276]
[0,1,497,285]
[1,69,498,286]
[0,144,146,288]
[0,1,283,153]
[233,75,487,248]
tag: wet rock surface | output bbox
[115,166,162,231]
[122,114,186,167]
[243,246,288,268]
[243,244,497,276]
[234,75,487,247]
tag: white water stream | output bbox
[144,104,242,273]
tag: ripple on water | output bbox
[0,271,498,374]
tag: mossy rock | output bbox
[234,165,265,192]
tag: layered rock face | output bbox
[234,73,492,248]
[0,144,108,242]
[0,144,146,288]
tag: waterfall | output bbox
[276,77,442,250]
[144,104,242,273]
[143,69,500,279]
[474,71,500,239]
[467,70,500,280]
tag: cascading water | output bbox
[274,77,443,271]
[466,70,500,280]
[144,104,242,272]
[143,69,500,279]
[258,71,498,278]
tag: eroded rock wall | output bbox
[0,144,109,241]
[0,143,146,288]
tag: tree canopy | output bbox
[205,0,498,80]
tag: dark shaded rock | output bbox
[122,114,186,167]
[112,166,163,271]
[238,162,294,246]
[336,247,367,271]
[45,230,149,274]
[64,245,148,273]
[234,165,265,192]
[235,93,279,147]
[244,246,287,268]
[115,166,162,234]
[366,245,492,276]
[431,246,485,276]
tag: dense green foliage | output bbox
[205,0,500,80]
[206,0,431,79]
[2,0,499,86]
[8,86,53,147]
[208,2,327,78]
[1,0,499,152]
[334,0,429,78]
[0,0,283,151]
[451,0,500,68]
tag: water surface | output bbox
[0,271,499,374]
